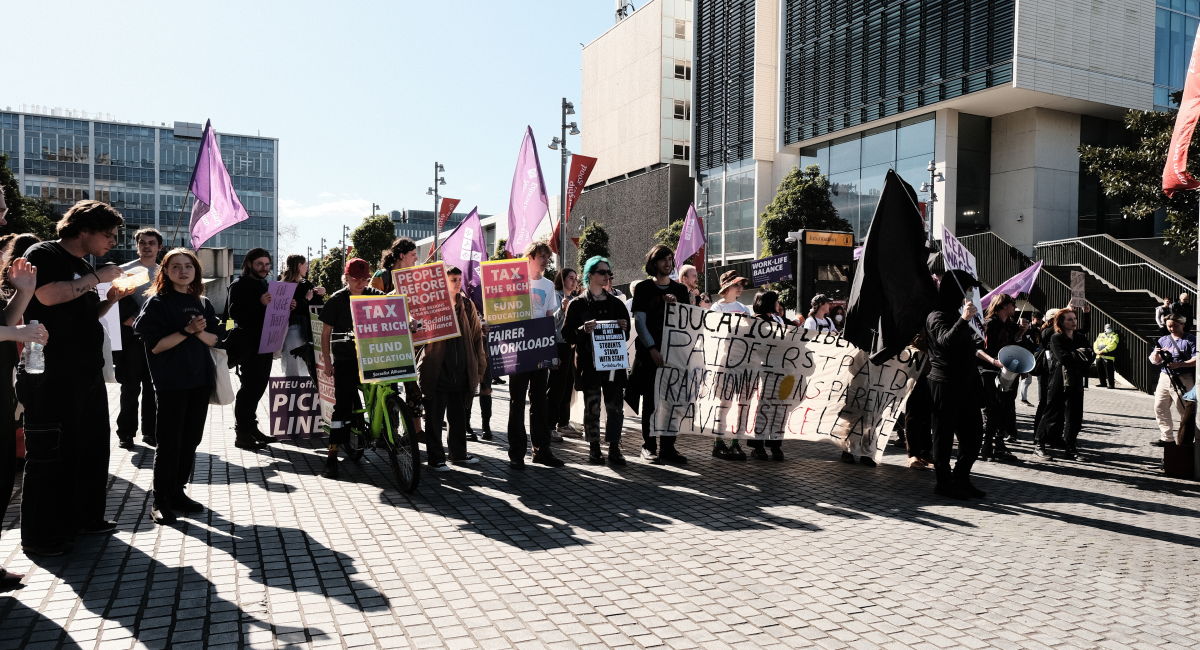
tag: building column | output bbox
[933,108,959,240]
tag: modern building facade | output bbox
[694,0,1185,260]
[0,108,277,266]
[388,209,484,243]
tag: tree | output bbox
[0,154,59,240]
[756,165,852,307]
[653,219,703,267]
[1078,90,1196,251]
[576,222,611,270]
[351,214,395,270]
[493,238,512,260]
[310,247,345,295]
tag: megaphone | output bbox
[997,344,1036,390]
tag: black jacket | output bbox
[564,290,631,390]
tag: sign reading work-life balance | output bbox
[650,303,924,463]
[750,253,794,287]
[350,295,417,383]
[392,261,461,345]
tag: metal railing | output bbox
[1036,234,1195,303]
[958,231,1032,292]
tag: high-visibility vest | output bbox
[1093,331,1118,361]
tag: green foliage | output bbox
[0,154,59,240]
[309,247,346,295]
[1078,90,1197,252]
[493,238,512,260]
[756,165,852,306]
[350,214,395,270]
[576,222,611,271]
[653,219,703,267]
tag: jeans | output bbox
[425,391,469,465]
[583,383,623,445]
[234,353,273,430]
[507,368,549,461]
[929,378,982,489]
[154,386,210,500]
[1019,374,1033,402]
[116,344,156,441]
[281,324,308,377]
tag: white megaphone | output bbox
[997,344,1036,390]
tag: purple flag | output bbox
[982,261,1043,308]
[674,203,706,272]
[441,207,488,310]
[504,127,550,257]
[188,120,251,249]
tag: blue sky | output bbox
[6,0,618,253]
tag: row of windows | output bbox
[694,0,756,172]
[1155,4,1200,108]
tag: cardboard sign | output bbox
[940,227,984,336]
[349,295,417,383]
[310,311,334,423]
[258,281,298,354]
[392,262,461,345]
[1070,271,1086,308]
[591,320,629,371]
[481,259,533,324]
[651,303,924,462]
[269,376,322,439]
[486,316,558,376]
[750,253,794,286]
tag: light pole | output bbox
[426,162,447,254]
[340,224,350,259]
[919,160,944,245]
[548,98,579,269]
[371,202,380,217]
[699,186,712,295]
[319,237,326,258]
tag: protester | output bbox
[775,299,799,327]
[747,290,786,461]
[979,293,1023,463]
[227,248,279,450]
[134,248,222,524]
[1033,307,1093,460]
[1171,293,1194,332]
[1018,313,1043,407]
[829,303,846,331]
[1093,323,1119,389]
[1150,314,1196,447]
[547,267,580,441]
[1031,309,1060,444]
[0,230,49,585]
[318,258,385,478]
[19,200,131,556]
[903,337,935,470]
[115,227,161,449]
[416,266,487,471]
[506,241,564,469]
[708,270,751,460]
[279,254,326,377]
[925,269,994,499]
[803,294,836,333]
[370,238,418,293]
[630,244,690,465]
[1156,298,1173,336]
[679,263,711,308]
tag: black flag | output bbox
[843,169,938,363]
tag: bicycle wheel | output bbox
[385,392,420,493]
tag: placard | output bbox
[391,262,461,344]
[651,303,924,463]
[480,259,532,324]
[750,253,794,286]
[269,376,322,439]
[486,316,558,376]
[258,281,298,354]
[1069,271,1086,308]
[310,311,334,422]
[940,227,984,336]
[591,320,629,371]
[97,282,122,352]
[349,294,417,383]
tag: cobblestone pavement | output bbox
[2,377,1198,649]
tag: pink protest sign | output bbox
[258,281,298,354]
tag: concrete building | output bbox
[0,106,277,266]
[693,0,1190,259]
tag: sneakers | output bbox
[608,445,626,466]
[466,431,478,442]
[509,459,526,471]
[551,432,565,443]
[150,502,176,525]
[532,452,565,467]
[640,447,658,462]
[657,451,688,466]
[79,520,117,535]
[431,463,452,473]
[908,457,929,469]
[1033,447,1054,460]
[450,456,480,466]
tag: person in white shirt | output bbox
[709,270,751,460]
[803,294,837,333]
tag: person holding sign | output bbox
[318,258,385,479]
[507,241,565,469]
[747,291,788,461]
[709,270,751,461]
[630,245,690,465]
[279,254,325,377]
[803,294,837,333]
[547,267,580,441]
[133,249,222,525]
[564,256,631,466]
[228,249,281,450]
[370,238,418,293]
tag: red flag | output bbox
[1164,30,1200,197]
[550,155,597,254]
[437,197,461,231]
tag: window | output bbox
[672,143,690,161]
[674,19,687,39]
[674,60,692,80]
[673,99,691,120]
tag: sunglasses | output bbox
[593,269,613,276]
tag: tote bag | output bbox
[210,347,235,405]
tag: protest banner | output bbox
[750,253,794,286]
[96,282,122,352]
[1069,271,1086,308]
[269,376,322,439]
[651,303,924,463]
[349,294,417,383]
[486,316,558,376]
[310,311,334,422]
[591,320,629,371]
[258,281,297,354]
[481,258,533,324]
[939,227,984,335]
[391,262,461,344]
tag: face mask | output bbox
[834,315,843,323]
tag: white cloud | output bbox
[279,197,373,221]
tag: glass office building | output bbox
[1155,0,1200,109]
[0,110,277,267]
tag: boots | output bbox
[587,440,605,465]
[235,426,268,450]
[608,442,626,466]
[323,448,339,479]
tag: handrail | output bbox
[1035,238,1195,300]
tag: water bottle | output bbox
[24,319,45,374]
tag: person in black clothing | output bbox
[564,256,631,466]
[19,200,131,556]
[279,254,326,377]
[924,269,1002,500]
[1033,307,1094,460]
[115,227,162,449]
[134,248,223,524]
[546,267,580,440]
[629,245,690,465]
[228,248,280,450]
[1031,310,1061,446]
[318,258,384,479]
[979,293,1025,462]
[1171,293,1194,332]
[747,290,788,461]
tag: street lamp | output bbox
[919,160,944,245]
[426,162,447,254]
[548,97,579,268]
[698,186,712,295]
[319,237,326,258]
[371,202,380,217]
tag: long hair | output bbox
[281,254,306,283]
[554,268,577,292]
[985,292,1015,321]
[1051,307,1076,334]
[241,247,271,276]
[0,232,41,298]
[149,248,205,297]
[643,244,674,277]
[753,290,780,317]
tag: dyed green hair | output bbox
[582,255,611,286]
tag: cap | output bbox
[345,258,372,280]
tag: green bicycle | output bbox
[343,380,421,493]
